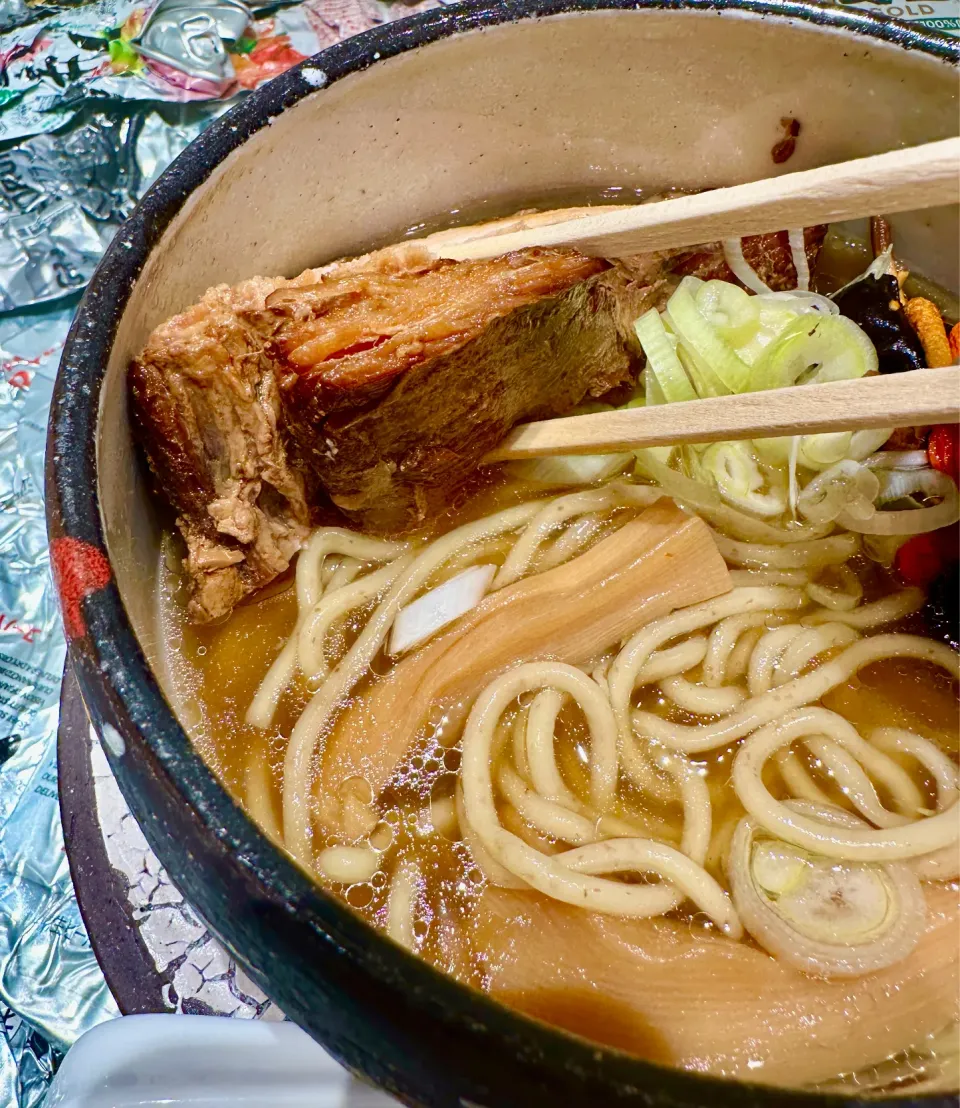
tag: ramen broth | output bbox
[161,470,959,1088]
[155,234,960,1095]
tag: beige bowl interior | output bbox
[96,8,959,683]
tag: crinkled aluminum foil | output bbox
[0,2,441,1100]
[0,0,440,309]
[0,106,228,309]
[0,305,119,1108]
[0,1008,60,1108]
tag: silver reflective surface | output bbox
[0,306,120,1107]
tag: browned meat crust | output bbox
[130,229,825,623]
[280,250,655,529]
[668,227,827,289]
[131,243,651,621]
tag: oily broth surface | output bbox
[166,474,959,1002]
[174,470,526,790]
[169,470,549,986]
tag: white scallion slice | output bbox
[695,280,761,346]
[634,308,698,403]
[755,290,839,316]
[876,466,955,506]
[848,429,895,461]
[665,278,751,394]
[676,343,728,398]
[758,427,892,476]
[727,803,926,977]
[734,300,804,366]
[749,314,878,392]
[700,441,786,517]
[632,375,676,465]
[840,468,960,536]
[865,450,930,471]
[508,452,633,487]
[799,431,855,469]
[797,460,880,525]
[723,238,771,293]
[389,564,496,656]
[788,228,810,291]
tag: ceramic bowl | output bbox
[46,3,958,1105]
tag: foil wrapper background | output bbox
[0,0,954,1103]
[0,0,439,310]
[0,304,119,1108]
[0,107,226,309]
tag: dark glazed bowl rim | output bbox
[46,2,958,1106]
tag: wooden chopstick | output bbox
[482,367,960,462]
[432,138,960,262]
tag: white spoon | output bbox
[44,1014,400,1108]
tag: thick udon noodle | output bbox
[171,469,959,1093]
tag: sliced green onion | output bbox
[797,461,960,536]
[677,343,729,398]
[755,290,839,316]
[875,467,949,506]
[644,367,666,407]
[798,428,892,473]
[695,280,760,345]
[797,460,881,525]
[509,453,634,487]
[749,315,878,392]
[734,301,803,366]
[624,270,890,534]
[665,278,750,393]
[865,450,929,471]
[634,309,697,403]
[757,428,892,474]
[635,449,830,542]
[727,808,925,977]
[787,228,810,291]
[799,432,855,469]
[701,440,786,517]
[752,435,793,467]
[848,429,894,461]
[788,435,800,518]
[633,372,674,465]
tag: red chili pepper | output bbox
[894,523,960,588]
[928,424,959,484]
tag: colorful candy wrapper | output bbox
[839,0,958,35]
[0,0,439,145]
